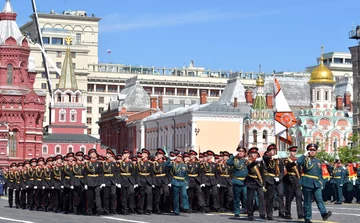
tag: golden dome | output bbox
[309,47,335,85]
[256,75,264,86]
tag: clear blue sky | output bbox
[11,0,360,73]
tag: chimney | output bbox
[150,96,157,109]
[336,95,343,110]
[200,90,207,104]
[158,95,163,111]
[266,93,273,109]
[245,89,253,104]
[344,92,351,109]
[233,97,238,108]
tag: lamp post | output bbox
[334,138,338,161]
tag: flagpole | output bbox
[273,70,278,154]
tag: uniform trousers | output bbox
[172,185,189,214]
[332,183,343,203]
[8,188,13,207]
[302,186,327,221]
[35,189,42,209]
[73,186,86,214]
[284,184,303,217]
[27,188,34,209]
[187,182,205,209]
[246,185,265,217]
[265,182,286,217]
[153,184,170,212]
[138,185,152,212]
[86,186,103,214]
[42,189,51,210]
[233,184,247,215]
[20,189,27,209]
[63,187,73,213]
[52,189,61,212]
[15,189,20,208]
[103,185,117,214]
[203,185,220,210]
[120,186,136,213]
[219,184,234,210]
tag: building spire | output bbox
[58,36,78,90]
[320,45,324,65]
[2,0,14,13]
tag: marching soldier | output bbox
[328,159,345,204]
[35,157,45,211]
[321,161,332,202]
[42,157,53,212]
[102,149,118,215]
[153,148,171,214]
[283,146,304,220]
[27,158,37,211]
[187,150,205,212]
[136,148,154,215]
[73,151,86,215]
[7,163,16,208]
[3,167,8,197]
[297,143,332,223]
[85,148,105,216]
[62,153,75,214]
[52,155,63,213]
[165,152,190,215]
[218,151,234,212]
[227,146,248,217]
[202,150,220,212]
[118,149,137,215]
[14,163,22,209]
[245,147,266,221]
[20,161,29,209]
[263,144,286,220]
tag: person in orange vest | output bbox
[344,162,356,203]
[321,161,331,202]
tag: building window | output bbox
[87,96,92,103]
[42,72,47,78]
[87,107,92,113]
[7,64,13,85]
[263,130,268,144]
[80,146,86,153]
[56,62,61,68]
[87,128,92,135]
[56,73,60,79]
[41,83,47,89]
[55,146,61,154]
[345,59,352,64]
[73,63,76,69]
[76,33,81,44]
[42,37,50,44]
[98,107,104,113]
[59,109,66,122]
[99,97,104,103]
[68,146,73,153]
[333,58,343,64]
[70,109,77,122]
[56,51,62,57]
[87,118,92,124]
[71,52,76,58]
[253,130,257,143]
[42,145,48,154]
[8,130,17,157]
[325,90,328,100]
[169,100,174,104]
[316,91,320,100]
[52,37,63,45]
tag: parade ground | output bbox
[0,196,358,223]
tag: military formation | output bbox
[2,143,360,223]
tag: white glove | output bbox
[170,157,176,160]
[354,181,356,185]
[216,184,220,188]
[116,184,121,188]
[100,184,105,188]
[343,167,346,170]
[134,184,138,188]
[34,186,37,189]
[304,151,309,156]
[233,151,239,157]
[186,186,189,189]
[168,183,171,187]
[26,186,28,188]
[14,189,16,191]
[152,185,155,188]
[274,177,280,182]
[340,184,343,187]
[60,186,64,189]
[84,185,88,190]
[51,187,54,189]
[7,187,9,190]
[42,186,45,190]
[273,155,279,160]
[200,184,205,188]
[324,161,329,165]
[256,157,263,162]
[70,186,74,189]
[20,188,23,191]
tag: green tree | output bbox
[337,133,360,163]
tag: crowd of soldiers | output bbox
[2,143,359,223]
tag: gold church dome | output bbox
[309,46,335,85]
[256,75,264,86]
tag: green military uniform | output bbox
[226,149,248,217]
[328,161,345,204]
[297,144,331,223]
[165,154,190,215]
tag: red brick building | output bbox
[0,0,46,167]
[98,79,160,155]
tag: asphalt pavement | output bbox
[0,196,358,223]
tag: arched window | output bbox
[8,130,18,157]
[68,145,73,153]
[57,94,61,102]
[70,109,77,122]
[80,146,86,153]
[253,130,258,143]
[67,93,71,103]
[59,109,66,122]
[7,64,13,85]
[316,90,320,100]
[55,145,61,154]
[263,130,268,144]
[42,145,48,154]
[325,90,328,100]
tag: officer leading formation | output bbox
[5,143,355,223]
